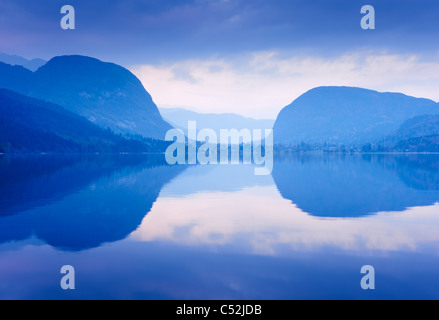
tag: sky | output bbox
[1,0,439,118]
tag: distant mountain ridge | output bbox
[160,107,274,140]
[273,86,439,146]
[0,52,46,71]
[0,55,172,140]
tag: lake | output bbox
[0,153,438,299]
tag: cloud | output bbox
[172,65,199,84]
[130,50,439,119]
[2,0,439,64]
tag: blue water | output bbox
[0,153,438,299]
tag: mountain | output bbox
[0,52,46,71]
[160,107,274,140]
[390,115,439,152]
[0,55,172,140]
[394,135,439,152]
[395,115,439,140]
[0,62,34,93]
[0,89,168,153]
[273,86,439,146]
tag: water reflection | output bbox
[132,169,439,254]
[0,154,186,250]
[0,154,439,299]
[272,153,439,217]
[1,154,439,251]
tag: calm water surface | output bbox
[0,154,438,299]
